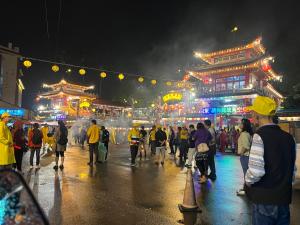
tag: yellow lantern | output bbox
[118,73,125,80]
[166,81,172,86]
[23,60,32,68]
[52,65,59,72]
[151,79,157,85]
[138,77,144,83]
[100,72,107,78]
[79,69,86,76]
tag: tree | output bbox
[282,83,300,109]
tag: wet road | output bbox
[21,145,300,225]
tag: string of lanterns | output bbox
[22,57,184,85]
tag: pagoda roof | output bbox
[194,37,265,64]
[188,56,281,81]
[39,89,96,99]
[43,79,94,91]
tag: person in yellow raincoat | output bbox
[41,124,49,153]
[0,112,15,168]
[128,124,141,166]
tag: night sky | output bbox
[1,0,300,109]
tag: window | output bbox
[215,75,246,91]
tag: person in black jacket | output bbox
[168,126,175,155]
[155,125,167,166]
[101,126,110,160]
[186,124,196,167]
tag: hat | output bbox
[246,96,277,116]
[1,112,11,119]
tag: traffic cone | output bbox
[178,168,199,212]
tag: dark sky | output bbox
[1,0,300,109]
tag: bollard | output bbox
[178,168,200,212]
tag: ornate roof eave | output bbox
[39,90,96,99]
[43,79,94,91]
[194,37,265,64]
[265,83,284,99]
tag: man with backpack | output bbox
[53,120,68,170]
[101,126,110,160]
[28,123,43,169]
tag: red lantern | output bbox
[262,64,271,72]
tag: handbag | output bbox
[197,143,209,153]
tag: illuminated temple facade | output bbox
[186,37,283,127]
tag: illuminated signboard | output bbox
[163,93,183,102]
[56,114,66,120]
[200,106,249,115]
[79,101,91,108]
[0,109,25,117]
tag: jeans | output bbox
[169,140,174,154]
[179,140,188,160]
[156,146,166,163]
[240,155,249,176]
[89,142,99,163]
[130,145,139,164]
[208,145,216,177]
[187,148,195,165]
[30,148,41,166]
[252,204,290,225]
[150,141,156,155]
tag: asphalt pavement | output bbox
[20,144,300,225]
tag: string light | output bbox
[23,60,32,68]
[79,69,86,76]
[118,73,125,80]
[138,77,144,83]
[100,72,107,78]
[151,79,157,85]
[52,65,59,72]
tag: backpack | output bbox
[32,129,42,145]
[58,126,68,145]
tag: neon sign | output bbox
[79,101,91,108]
[200,106,249,115]
[163,93,183,102]
[0,109,25,117]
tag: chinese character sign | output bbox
[200,106,249,115]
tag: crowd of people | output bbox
[0,95,297,225]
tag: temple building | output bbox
[37,79,96,121]
[186,37,283,128]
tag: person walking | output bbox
[87,120,100,166]
[174,127,182,156]
[179,127,189,163]
[13,120,26,172]
[28,123,43,169]
[204,119,217,180]
[186,124,196,167]
[245,96,296,225]
[193,122,212,184]
[138,126,147,159]
[219,129,227,153]
[128,124,141,166]
[236,118,253,196]
[149,125,156,156]
[53,120,68,170]
[168,126,175,155]
[0,112,15,169]
[101,126,110,160]
[155,125,167,166]
[80,126,87,149]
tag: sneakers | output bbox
[36,165,40,169]
[59,165,64,170]
[236,189,246,196]
[199,176,207,184]
[53,165,58,170]
[30,166,34,169]
[130,163,136,167]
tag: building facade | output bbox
[0,43,26,118]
